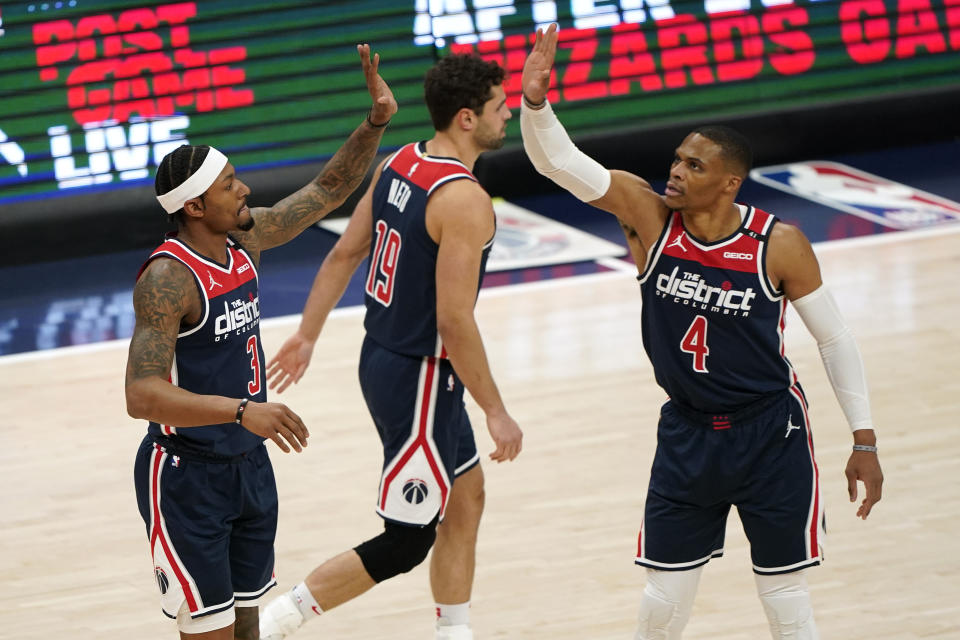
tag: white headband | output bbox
[156,147,229,214]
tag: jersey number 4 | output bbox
[366,220,402,307]
[680,315,710,373]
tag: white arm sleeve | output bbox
[520,99,611,203]
[791,285,874,432]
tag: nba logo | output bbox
[447,374,455,392]
[750,161,960,229]
[402,479,429,504]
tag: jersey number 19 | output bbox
[366,220,402,307]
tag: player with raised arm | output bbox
[258,53,521,640]
[126,45,396,640]
[520,24,883,640]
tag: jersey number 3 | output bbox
[366,220,402,307]
[680,315,710,373]
[246,335,262,394]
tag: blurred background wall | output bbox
[2,0,959,267]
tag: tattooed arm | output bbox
[125,258,309,452]
[234,43,398,259]
[124,257,234,426]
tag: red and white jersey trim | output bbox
[148,445,209,615]
[793,386,823,567]
[376,354,452,525]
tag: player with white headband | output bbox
[154,146,230,215]
[126,44,397,639]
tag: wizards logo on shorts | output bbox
[750,161,960,229]
[155,567,169,594]
[402,479,429,504]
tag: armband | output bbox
[235,398,249,425]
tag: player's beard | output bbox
[476,123,505,151]
[483,136,505,151]
[238,216,255,231]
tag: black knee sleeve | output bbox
[354,518,438,583]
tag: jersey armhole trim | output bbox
[144,252,209,338]
[637,212,675,285]
[757,217,784,301]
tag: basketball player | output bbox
[519,25,883,639]
[125,45,396,640]
[258,54,522,640]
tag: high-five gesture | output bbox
[521,23,558,106]
[130,40,405,640]
[358,43,397,126]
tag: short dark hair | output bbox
[690,125,753,178]
[424,54,505,131]
[155,144,211,223]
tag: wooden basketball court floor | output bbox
[1,224,958,639]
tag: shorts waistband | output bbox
[667,389,790,430]
[149,434,256,463]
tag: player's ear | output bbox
[456,107,475,131]
[724,174,743,194]
[183,196,205,218]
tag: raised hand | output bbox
[266,332,315,394]
[240,401,310,453]
[358,43,397,126]
[521,23,558,106]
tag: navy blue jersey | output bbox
[638,206,797,413]
[363,141,492,357]
[138,234,267,456]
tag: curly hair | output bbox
[424,54,506,131]
[154,144,211,223]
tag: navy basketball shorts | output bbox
[358,336,480,526]
[636,386,824,575]
[133,436,278,621]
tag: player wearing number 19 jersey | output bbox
[364,142,489,359]
[361,141,489,525]
[259,54,521,640]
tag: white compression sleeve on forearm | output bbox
[520,99,611,202]
[791,285,873,432]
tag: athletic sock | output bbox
[291,582,323,619]
[435,602,470,627]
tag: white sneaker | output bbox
[435,623,474,640]
[259,594,305,640]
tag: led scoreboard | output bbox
[0,0,958,211]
